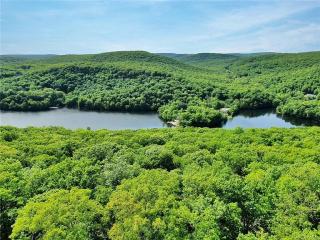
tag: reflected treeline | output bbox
[236,108,275,118]
[233,108,320,127]
[281,114,320,126]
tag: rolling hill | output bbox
[1,51,319,126]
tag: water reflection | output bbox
[222,109,314,128]
[0,108,166,130]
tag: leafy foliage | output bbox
[10,188,108,240]
[1,126,320,239]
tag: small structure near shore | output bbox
[167,119,180,127]
[219,108,231,114]
[304,94,317,100]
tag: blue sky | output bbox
[1,0,320,54]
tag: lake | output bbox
[0,108,314,130]
[0,108,166,130]
[222,109,303,128]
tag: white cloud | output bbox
[179,1,320,53]
[206,22,320,53]
[207,1,319,37]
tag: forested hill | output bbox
[1,51,190,68]
[158,52,240,63]
[1,51,320,126]
[0,55,57,64]
[157,52,276,70]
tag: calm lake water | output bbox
[222,109,307,128]
[0,108,313,130]
[0,108,166,130]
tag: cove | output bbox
[222,109,310,129]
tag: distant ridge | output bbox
[0,51,192,69]
[0,54,57,59]
[156,52,242,70]
[2,51,319,70]
[157,52,279,61]
[0,54,57,63]
[230,52,277,57]
[158,52,238,60]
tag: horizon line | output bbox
[1,50,320,56]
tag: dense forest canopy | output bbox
[1,126,320,239]
[1,51,320,126]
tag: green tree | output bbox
[10,188,108,240]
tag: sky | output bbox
[1,0,320,54]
